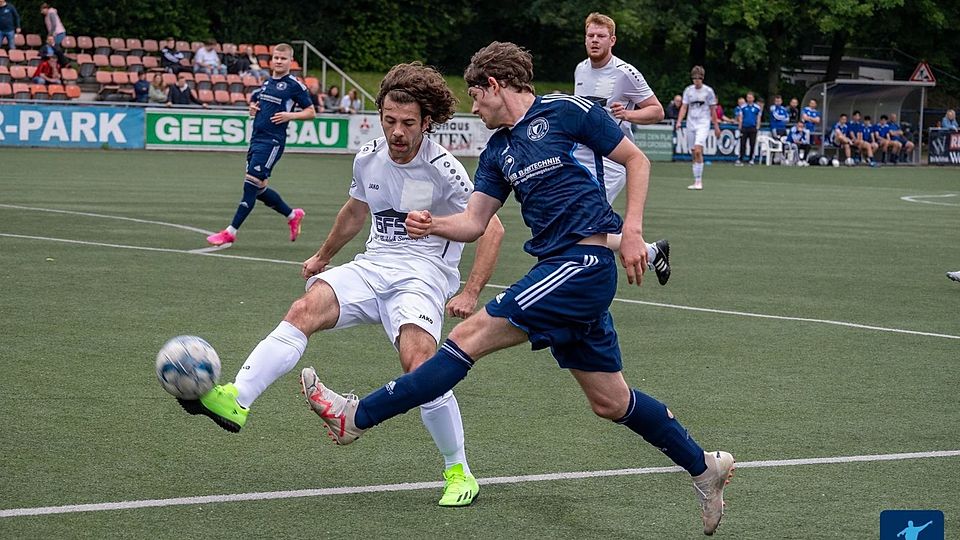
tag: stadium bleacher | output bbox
[0,33,296,106]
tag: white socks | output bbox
[226,225,238,235]
[234,321,308,409]
[420,390,469,474]
[692,162,704,182]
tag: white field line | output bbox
[900,193,960,207]
[3,231,960,341]
[2,450,958,518]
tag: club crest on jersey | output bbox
[276,81,287,90]
[527,117,549,141]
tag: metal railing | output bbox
[291,40,375,113]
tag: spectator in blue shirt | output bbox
[941,109,958,131]
[785,120,811,165]
[0,0,20,50]
[736,91,762,165]
[133,71,150,103]
[802,99,821,134]
[769,95,789,137]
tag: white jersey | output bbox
[349,136,472,294]
[574,54,655,139]
[682,83,717,127]
[572,55,655,203]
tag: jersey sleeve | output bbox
[293,81,314,110]
[573,100,625,156]
[249,87,262,103]
[348,147,370,202]
[439,155,473,212]
[621,65,654,103]
[707,87,718,106]
[681,87,691,105]
[473,145,511,204]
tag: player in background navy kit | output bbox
[847,110,877,166]
[830,113,853,165]
[306,42,735,536]
[769,95,790,137]
[207,43,315,246]
[735,92,762,166]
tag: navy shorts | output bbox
[246,139,284,180]
[485,245,622,372]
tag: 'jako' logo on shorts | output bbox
[527,118,549,141]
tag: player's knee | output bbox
[588,394,625,419]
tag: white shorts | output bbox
[305,258,447,348]
[686,123,710,149]
[601,157,626,204]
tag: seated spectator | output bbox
[39,34,69,68]
[40,2,65,47]
[167,73,208,107]
[665,94,682,121]
[0,0,20,51]
[785,120,811,165]
[787,98,800,124]
[829,113,854,165]
[886,113,914,163]
[133,71,150,103]
[161,37,184,74]
[31,55,61,84]
[238,45,268,80]
[942,109,958,131]
[323,85,341,113]
[340,88,361,114]
[307,79,325,113]
[148,73,167,103]
[192,39,226,75]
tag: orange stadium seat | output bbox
[304,76,318,88]
[0,48,8,66]
[93,36,111,55]
[8,49,26,64]
[65,84,81,99]
[125,55,143,72]
[0,82,12,98]
[176,40,190,53]
[30,83,48,99]
[12,82,30,99]
[226,74,243,93]
[230,91,247,106]
[26,34,42,48]
[95,71,113,85]
[111,71,132,84]
[93,54,110,68]
[141,56,159,71]
[214,90,230,104]
[14,33,24,48]
[198,89,214,104]
[77,54,95,78]
[126,38,144,57]
[61,35,76,49]
[211,74,227,92]
[242,76,259,91]
[9,65,29,82]
[47,84,67,100]
[60,67,78,84]
[0,65,9,83]
[253,44,270,61]
[194,72,211,90]
[161,73,176,87]
[24,50,39,66]
[142,39,159,54]
[110,37,127,53]
[77,35,93,51]
[109,54,126,69]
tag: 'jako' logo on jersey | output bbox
[527,117,549,141]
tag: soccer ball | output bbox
[156,335,221,399]
[831,158,840,167]
[818,156,829,166]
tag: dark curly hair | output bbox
[464,42,535,94]
[376,62,458,133]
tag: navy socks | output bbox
[230,181,260,229]
[616,389,707,476]
[355,340,473,430]
[257,187,292,217]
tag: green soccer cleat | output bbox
[178,383,249,433]
[438,463,479,507]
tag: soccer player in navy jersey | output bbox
[206,43,315,246]
[848,110,877,166]
[769,95,789,137]
[735,91,762,165]
[302,42,735,536]
[830,113,853,165]
[801,99,821,134]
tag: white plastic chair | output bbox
[757,135,784,166]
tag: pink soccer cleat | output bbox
[206,229,236,246]
[288,208,305,242]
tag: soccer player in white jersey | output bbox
[178,62,504,507]
[574,12,671,285]
[675,66,721,190]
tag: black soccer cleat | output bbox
[651,239,671,286]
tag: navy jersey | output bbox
[249,74,313,143]
[830,121,848,143]
[847,120,864,140]
[876,123,891,139]
[769,104,789,130]
[474,94,624,258]
[739,103,762,128]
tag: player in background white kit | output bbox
[178,63,503,508]
[675,65,721,190]
[574,12,671,285]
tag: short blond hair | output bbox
[585,12,616,36]
[273,43,293,56]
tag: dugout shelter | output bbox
[802,80,935,160]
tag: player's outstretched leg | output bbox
[288,208,305,242]
[178,383,249,433]
[300,366,366,445]
[693,450,736,535]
